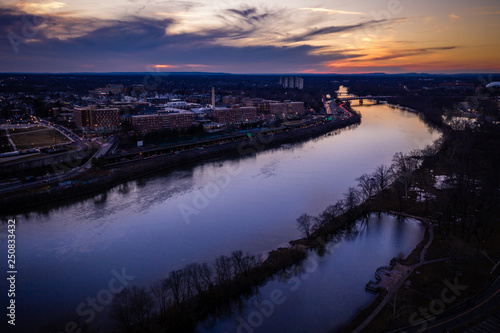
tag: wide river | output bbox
[0,99,440,331]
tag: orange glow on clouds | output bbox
[1,0,499,73]
[153,65,177,68]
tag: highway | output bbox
[0,119,110,194]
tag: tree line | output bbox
[110,250,260,331]
[296,145,435,237]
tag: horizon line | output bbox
[1,71,500,76]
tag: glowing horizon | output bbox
[0,0,499,74]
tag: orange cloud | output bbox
[153,65,177,68]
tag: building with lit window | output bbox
[74,106,121,130]
[157,111,194,130]
[213,106,258,124]
[131,115,163,133]
[280,76,304,90]
[74,108,91,128]
[269,101,305,118]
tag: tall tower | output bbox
[212,87,215,109]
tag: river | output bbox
[0,95,440,331]
[198,213,424,333]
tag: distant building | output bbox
[89,84,124,95]
[131,115,163,133]
[269,103,288,119]
[158,107,187,114]
[269,101,305,118]
[222,95,241,105]
[91,107,121,130]
[74,106,121,130]
[56,107,74,123]
[191,107,212,118]
[243,98,280,115]
[213,106,258,124]
[280,76,304,90]
[185,94,211,104]
[146,95,170,104]
[439,82,474,91]
[157,111,194,130]
[74,108,91,128]
[166,101,188,109]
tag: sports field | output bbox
[8,127,70,149]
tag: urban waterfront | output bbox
[0,101,440,331]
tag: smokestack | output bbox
[212,87,215,109]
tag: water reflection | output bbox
[0,102,441,331]
[198,214,424,333]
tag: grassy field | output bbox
[9,128,70,149]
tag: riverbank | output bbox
[161,116,499,333]
[337,121,500,332]
[0,114,360,215]
[4,98,454,333]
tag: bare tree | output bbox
[241,252,257,274]
[373,164,393,194]
[184,262,207,295]
[343,187,360,211]
[319,204,337,226]
[231,250,244,277]
[129,286,154,328]
[199,262,214,290]
[214,255,233,285]
[356,173,376,201]
[111,286,154,329]
[182,265,195,300]
[392,152,420,199]
[111,288,133,330]
[296,213,312,237]
[163,269,184,306]
[150,281,170,321]
[333,200,345,216]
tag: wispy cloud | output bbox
[0,1,497,74]
[0,6,331,73]
[285,19,387,42]
[300,7,365,15]
[16,1,67,14]
[477,11,500,15]
[357,46,458,62]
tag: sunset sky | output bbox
[1,0,499,73]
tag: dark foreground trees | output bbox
[110,250,260,332]
[111,286,154,330]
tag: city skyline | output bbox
[0,0,499,74]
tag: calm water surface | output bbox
[198,214,424,333]
[0,102,440,330]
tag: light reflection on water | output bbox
[197,214,424,333]
[0,103,440,331]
